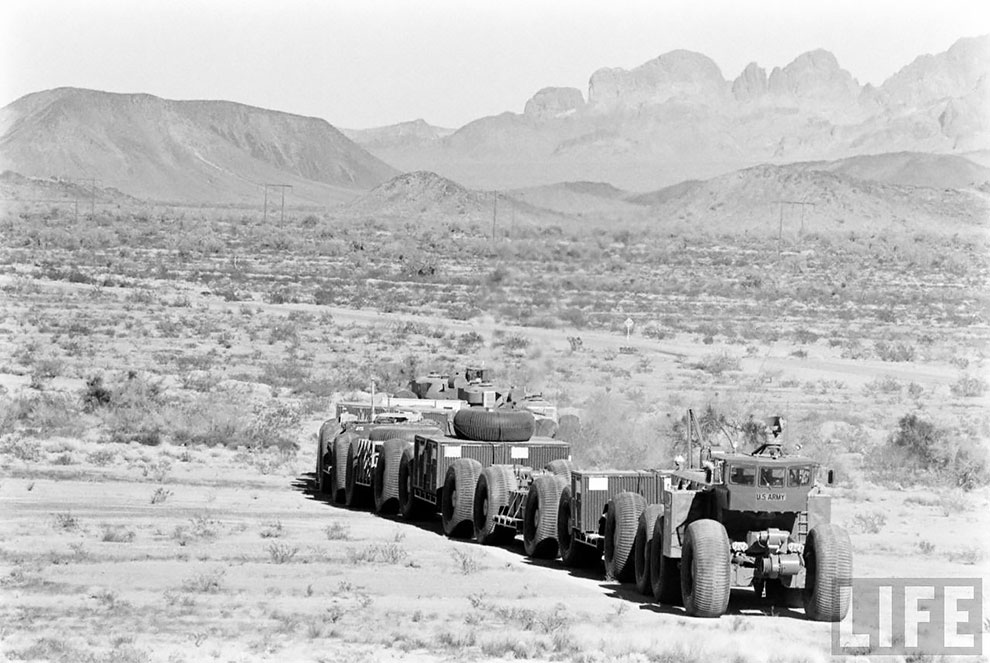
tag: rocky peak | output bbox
[878,35,989,109]
[731,62,768,102]
[524,87,585,119]
[767,49,861,106]
[588,49,728,111]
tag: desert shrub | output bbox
[324,521,351,540]
[950,375,987,398]
[100,525,136,543]
[0,392,77,435]
[455,331,484,354]
[150,487,172,504]
[449,548,483,575]
[313,285,335,306]
[874,340,916,362]
[0,433,43,461]
[267,542,299,564]
[877,414,990,491]
[558,307,587,329]
[641,322,667,340]
[493,333,529,351]
[182,568,225,593]
[86,372,167,446]
[82,375,113,411]
[863,376,901,395]
[851,511,887,534]
[259,358,311,391]
[168,396,245,447]
[265,320,299,345]
[569,392,674,469]
[692,351,740,376]
[244,400,301,451]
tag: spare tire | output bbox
[453,409,534,442]
[368,424,440,443]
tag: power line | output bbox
[262,184,293,225]
[775,199,816,255]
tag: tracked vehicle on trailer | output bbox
[398,407,571,537]
[315,396,465,505]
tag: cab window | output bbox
[788,466,813,487]
[728,465,755,486]
[759,467,786,488]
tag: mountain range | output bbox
[0,35,986,212]
[0,88,396,204]
[347,36,989,191]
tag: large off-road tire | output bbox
[634,504,664,596]
[649,513,682,605]
[604,492,646,583]
[523,474,564,559]
[344,442,366,508]
[452,409,534,442]
[316,420,336,495]
[397,445,427,520]
[544,459,573,486]
[557,485,596,567]
[473,465,518,545]
[802,524,853,622]
[373,439,408,515]
[331,432,356,504]
[680,519,731,618]
[441,458,482,538]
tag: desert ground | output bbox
[1,203,989,662]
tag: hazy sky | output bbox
[2,0,988,129]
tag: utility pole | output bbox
[67,177,96,219]
[262,184,293,225]
[510,198,515,239]
[775,200,816,255]
[491,191,498,242]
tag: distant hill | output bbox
[507,181,642,215]
[634,163,988,235]
[345,170,560,230]
[0,88,398,204]
[808,152,990,189]
[341,119,454,149]
[348,36,990,192]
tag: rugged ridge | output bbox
[347,36,990,191]
[0,87,398,203]
[588,50,729,111]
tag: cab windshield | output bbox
[788,466,813,487]
[759,467,786,488]
[728,465,756,486]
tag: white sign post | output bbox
[624,317,634,341]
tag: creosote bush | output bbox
[875,414,990,491]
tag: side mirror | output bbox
[827,469,835,485]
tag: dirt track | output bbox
[3,437,988,662]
